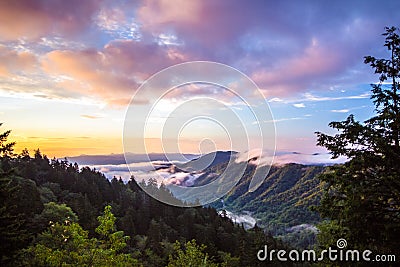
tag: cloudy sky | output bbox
[1,0,399,163]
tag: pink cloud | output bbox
[42,49,138,106]
[102,40,187,78]
[164,83,229,99]
[252,40,343,97]
[1,0,399,106]
[138,0,201,28]
[0,0,99,41]
[134,1,390,97]
[136,0,252,47]
[0,45,38,76]
[135,1,316,51]
[80,114,103,119]
[41,40,188,106]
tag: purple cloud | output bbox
[1,0,400,104]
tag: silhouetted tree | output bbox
[316,26,400,255]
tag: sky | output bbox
[1,0,400,164]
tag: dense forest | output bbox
[206,162,325,249]
[0,132,292,266]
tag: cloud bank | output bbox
[1,0,399,106]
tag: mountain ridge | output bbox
[180,154,328,249]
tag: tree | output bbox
[95,205,132,255]
[315,26,400,255]
[32,202,78,233]
[0,123,15,158]
[0,123,15,174]
[0,174,43,265]
[23,205,138,266]
[167,240,219,267]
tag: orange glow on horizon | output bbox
[11,135,230,158]
[12,136,124,158]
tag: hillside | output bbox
[217,163,326,249]
[179,153,327,248]
[0,149,290,266]
[175,151,237,172]
[215,163,325,230]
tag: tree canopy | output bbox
[0,123,287,266]
[315,26,400,256]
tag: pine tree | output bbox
[0,123,15,158]
[315,26,400,255]
[23,205,138,266]
[167,240,219,267]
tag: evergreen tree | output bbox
[0,124,290,265]
[0,123,15,158]
[0,125,44,265]
[32,202,79,233]
[167,240,218,267]
[23,205,137,266]
[315,26,400,255]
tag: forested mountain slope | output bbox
[0,148,290,266]
[186,155,327,248]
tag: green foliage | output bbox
[217,251,240,267]
[277,228,317,250]
[316,220,348,250]
[96,205,117,237]
[0,127,288,266]
[23,205,138,266]
[0,174,43,265]
[39,202,78,223]
[209,163,325,249]
[96,205,131,253]
[315,26,400,255]
[167,240,218,267]
[23,220,92,266]
[38,186,57,203]
[33,202,78,234]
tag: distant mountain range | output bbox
[67,152,199,165]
